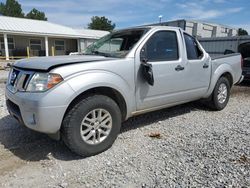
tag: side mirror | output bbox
[140,47,154,86]
[141,61,154,86]
[140,47,147,62]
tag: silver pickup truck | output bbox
[5,26,243,156]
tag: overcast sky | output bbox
[4,0,249,32]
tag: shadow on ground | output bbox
[0,115,81,162]
[0,101,210,162]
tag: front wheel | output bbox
[61,95,121,157]
[209,77,231,111]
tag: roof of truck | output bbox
[116,25,183,32]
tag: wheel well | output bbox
[221,72,233,87]
[64,87,127,121]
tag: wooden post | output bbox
[52,46,55,56]
[27,46,30,58]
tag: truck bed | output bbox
[210,53,241,60]
[211,53,242,84]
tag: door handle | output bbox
[175,65,185,71]
[203,64,209,68]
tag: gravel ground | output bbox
[0,82,249,187]
[0,71,9,83]
[0,61,13,83]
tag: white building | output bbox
[150,19,238,38]
[0,16,109,60]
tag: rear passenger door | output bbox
[183,33,211,95]
[135,30,190,110]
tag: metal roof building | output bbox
[199,35,250,57]
[0,16,109,60]
[150,19,238,38]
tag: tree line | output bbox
[0,0,115,31]
[0,0,47,20]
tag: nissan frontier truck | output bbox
[6,26,243,156]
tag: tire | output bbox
[209,77,231,111]
[61,95,121,157]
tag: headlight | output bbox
[26,73,63,92]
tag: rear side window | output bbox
[144,31,179,61]
[184,34,203,60]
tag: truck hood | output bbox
[13,55,116,71]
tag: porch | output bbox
[0,34,79,60]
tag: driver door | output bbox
[135,30,190,110]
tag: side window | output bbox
[0,37,15,49]
[184,34,203,60]
[30,39,42,50]
[144,31,179,61]
[55,40,65,51]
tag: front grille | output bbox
[8,68,33,93]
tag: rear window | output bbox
[184,34,203,60]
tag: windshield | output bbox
[84,28,149,58]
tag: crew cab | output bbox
[5,26,243,156]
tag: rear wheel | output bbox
[61,95,121,157]
[209,77,230,110]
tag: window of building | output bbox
[55,40,65,50]
[184,33,203,60]
[30,39,42,50]
[143,31,179,62]
[0,37,15,49]
[221,27,229,33]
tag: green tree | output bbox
[0,0,24,17]
[26,8,47,21]
[238,28,248,36]
[0,3,5,14]
[88,16,115,31]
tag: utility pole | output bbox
[158,15,163,23]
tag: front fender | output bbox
[204,64,234,98]
[65,70,135,118]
